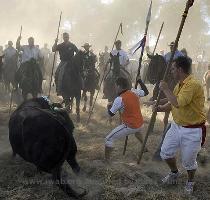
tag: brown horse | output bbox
[146,54,178,130]
[103,53,132,103]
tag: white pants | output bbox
[105,124,142,148]
[160,122,202,170]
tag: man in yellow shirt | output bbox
[156,56,206,194]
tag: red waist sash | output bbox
[183,123,206,146]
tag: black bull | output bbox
[9,97,86,198]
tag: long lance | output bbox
[152,22,164,55]
[86,22,123,125]
[146,21,164,132]
[123,1,152,155]
[48,12,62,97]
[137,0,195,164]
[9,25,22,115]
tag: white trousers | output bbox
[160,122,202,170]
[105,124,142,148]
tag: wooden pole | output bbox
[152,22,164,55]
[137,0,195,164]
[86,23,122,125]
[48,12,62,97]
[9,25,22,115]
[123,1,152,155]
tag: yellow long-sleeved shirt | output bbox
[172,75,206,126]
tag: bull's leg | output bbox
[66,138,80,174]
[52,167,85,199]
[82,91,87,112]
[75,94,81,123]
[67,156,80,175]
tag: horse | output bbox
[146,54,177,129]
[55,50,84,122]
[103,53,132,104]
[146,54,179,161]
[81,54,100,113]
[3,53,18,93]
[15,59,43,101]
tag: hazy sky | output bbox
[0,0,209,57]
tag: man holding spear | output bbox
[158,56,206,194]
[52,32,78,110]
[105,76,149,162]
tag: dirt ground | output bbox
[0,91,210,200]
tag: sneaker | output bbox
[162,171,179,185]
[184,181,195,195]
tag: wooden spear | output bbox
[48,12,62,97]
[137,0,195,164]
[86,22,123,125]
[147,21,164,133]
[123,1,152,155]
[152,22,164,55]
[9,25,22,115]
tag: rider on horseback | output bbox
[103,40,130,100]
[3,41,18,92]
[81,43,100,112]
[53,32,79,110]
[111,40,129,70]
[81,43,100,91]
[15,36,43,101]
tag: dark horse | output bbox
[103,53,132,103]
[147,54,178,128]
[82,67,100,113]
[15,59,43,101]
[55,51,83,122]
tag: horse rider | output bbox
[3,41,18,91]
[52,32,78,109]
[111,40,129,70]
[81,43,100,91]
[15,36,43,101]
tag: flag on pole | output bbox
[146,1,152,24]
[129,35,146,55]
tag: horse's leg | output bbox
[89,90,95,113]
[22,90,27,102]
[63,96,71,113]
[82,90,87,112]
[32,92,38,99]
[75,92,81,123]
[69,96,73,113]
